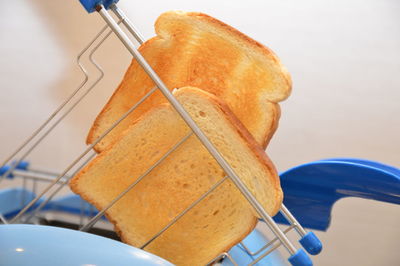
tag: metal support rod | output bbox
[0,214,7,224]
[280,204,307,236]
[0,23,112,183]
[0,22,116,186]
[9,170,69,184]
[80,132,193,232]
[8,22,123,224]
[248,241,282,266]
[21,177,27,208]
[28,168,69,178]
[97,5,297,255]
[110,4,145,44]
[240,224,296,256]
[207,252,238,266]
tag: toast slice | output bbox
[87,11,291,152]
[71,87,283,265]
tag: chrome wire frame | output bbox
[3,15,127,223]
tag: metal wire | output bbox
[7,170,69,184]
[240,224,296,256]
[0,214,7,224]
[111,4,145,44]
[0,23,112,184]
[28,168,69,178]
[248,240,282,266]
[207,252,238,266]
[0,22,116,187]
[20,176,28,209]
[9,85,158,224]
[280,204,307,236]
[209,225,293,266]
[4,25,119,222]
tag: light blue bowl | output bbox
[0,224,173,266]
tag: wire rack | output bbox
[0,1,322,265]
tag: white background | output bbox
[0,0,399,265]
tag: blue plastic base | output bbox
[0,224,172,266]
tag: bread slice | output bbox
[71,87,282,265]
[87,11,291,152]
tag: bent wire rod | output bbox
[248,240,282,266]
[22,28,116,220]
[240,224,296,256]
[9,170,71,183]
[207,252,238,266]
[97,5,297,255]
[9,86,158,224]
[280,204,307,236]
[79,132,194,232]
[0,22,118,184]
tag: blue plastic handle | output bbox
[288,249,313,266]
[79,0,120,13]
[274,158,400,231]
[299,232,322,255]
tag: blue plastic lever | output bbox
[79,0,120,13]
[274,158,400,231]
[288,249,313,266]
[299,232,322,255]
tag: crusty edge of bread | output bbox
[262,102,281,149]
